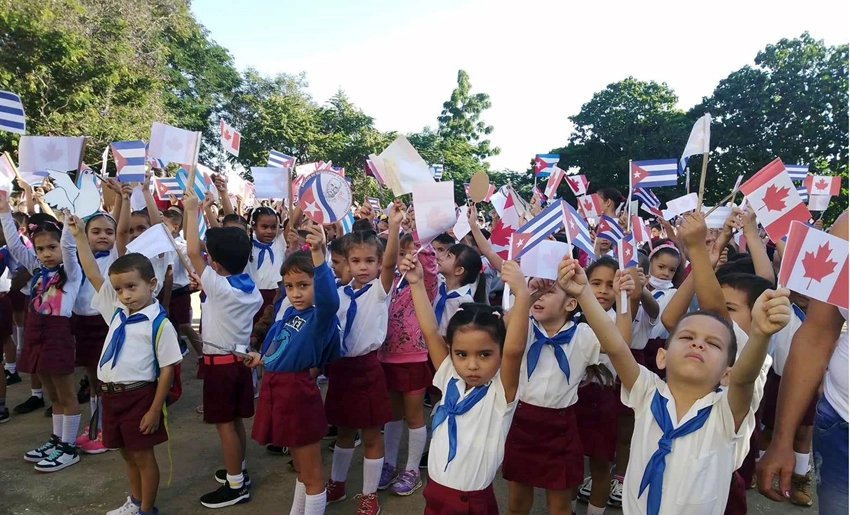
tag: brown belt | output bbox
[100,381,153,394]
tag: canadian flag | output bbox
[489,193,521,259]
[632,215,652,243]
[544,166,566,198]
[779,221,848,310]
[577,194,603,219]
[804,174,841,196]
[566,174,589,196]
[739,158,810,243]
[220,119,241,157]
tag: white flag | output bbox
[375,136,434,196]
[453,206,472,241]
[126,223,174,258]
[18,136,85,179]
[520,240,570,281]
[663,192,698,220]
[680,113,711,170]
[148,122,199,166]
[413,181,456,245]
[251,166,291,200]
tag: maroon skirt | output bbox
[382,360,433,393]
[254,288,277,325]
[202,357,255,424]
[252,369,327,448]
[167,287,193,325]
[20,313,74,375]
[102,382,168,451]
[423,479,499,515]
[71,314,109,369]
[325,350,392,428]
[8,290,27,312]
[762,369,817,428]
[723,472,748,515]
[574,383,619,461]
[0,293,12,338]
[503,401,584,490]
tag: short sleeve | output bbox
[201,267,230,300]
[154,320,183,368]
[91,283,120,323]
[575,323,602,366]
[432,355,453,393]
[621,365,659,412]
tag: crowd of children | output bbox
[0,172,845,515]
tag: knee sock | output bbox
[32,388,43,399]
[587,503,606,515]
[62,413,81,445]
[794,452,810,475]
[304,490,326,515]
[406,426,428,472]
[362,457,384,495]
[4,362,15,374]
[52,414,64,437]
[14,325,23,354]
[330,446,354,483]
[289,479,306,515]
[382,420,403,467]
[226,472,244,489]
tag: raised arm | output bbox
[181,189,206,277]
[142,173,162,226]
[741,206,775,283]
[202,192,220,229]
[0,198,38,271]
[305,224,339,321]
[67,215,104,292]
[401,253,448,370]
[613,270,635,345]
[499,261,531,403]
[215,176,235,216]
[380,200,403,293]
[468,205,504,271]
[661,273,694,332]
[679,212,729,321]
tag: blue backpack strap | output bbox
[150,304,168,378]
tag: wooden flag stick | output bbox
[704,187,740,217]
[4,151,22,182]
[162,221,194,273]
[185,131,201,192]
[696,152,709,211]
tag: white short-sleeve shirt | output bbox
[74,249,118,316]
[428,356,517,492]
[621,366,752,515]
[434,282,474,336]
[336,278,390,357]
[150,252,174,297]
[767,310,804,376]
[518,319,601,408]
[92,284,182,384]
[169,237,191,289]
[647,288,677,340]
[245,234,287,290]
[200,268,263,355]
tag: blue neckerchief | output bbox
[226,273,255,293]
[30,265,60,296]
[527,322,577,381]
[431,377,491,470]
[342,283,372,353]
[792,304,805,322]
[253,239,275,268]
[80,251,110,285]
[638,390,713,515]
[434,283,462,326]
[335,280,343,288]
[652,290,665,300]
[99,310,151,369]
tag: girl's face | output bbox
[253,213,278,243]
[398,242,414,263]
[283,269,315,310]
[432,241,450,261]
[650,253,680,281]
[330,251,352,285]
[86,216,116,252]
[438,251,460,276]
[450,328,501,388]
[598,193,614,216]
[589,266,616,311]
[346,243,380,287]
[128,214,151,243]
[33,232,62,268]
[531,286,576,325]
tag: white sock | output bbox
[241,460,247,471]
[587,503,606,515]
[794,452,810,475]
[4,362,15,373]
[758,450,765,460]
[14,325,23,354]
[304,490,326,515]
[330,446,354,483]
[226,472,244,489]
[289,479,306,515]
[362,457,383,495]
[571,499,578,514]
[52,414,64,437]
[62,414,81,445]
[32,388,43,399]
[383,420,404,467]
[406,426,428,472]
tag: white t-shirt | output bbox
[92,284,182,384]
[434,282,474,336]
[336,278,390,357]
[428,356,517,492]
[824,308,849,422]
[74,248,118,316]
[150,252,175,297]
[245,234,287,290]
[767,309,805,376]
[647,288,677,340]
[518,319,601,409]
[200,268,263,355]
[169,237,191,289]
[621,366,753,515]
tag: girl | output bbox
[434,243,485,336]
[404,253,530,515]
[0,198,83,472]
[596,187,624,219]
[641,241,682,377]
[245,225,340,515]
[377,234,439,495]
[324,202,402,515]
[509,259,633,515]
[246,206,286,324]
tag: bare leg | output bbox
[51,373,81,416]
[545,488,574,515]
[130,448,160,513]
[614,412,634,477]
[120,448,143,502]
[361,426,384,460]
[216,420,244,475]
[292,442,324,494]
[589,457,612,508]
[507,480,534,515]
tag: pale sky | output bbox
[191,0,848,172]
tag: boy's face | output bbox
[128,215,150,243]
[110,270,156,313]
[432,241,450,260]
[721,286,752,335]
[658,314,732,387]
[223,221,249,234]
[283,269,314,310]
[330,251,351,285]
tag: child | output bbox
[434,243,484,336]
[0,199,83,472]
[641,241,681,375]
[557,251,791,515]
[183,190,262,509]
[244,225,341,515]
[404,253,530,514]
[246,206,286,324]
[377,234,439,495]
[71,213,181,515]
[431,233,455,261]
[324,202,402,515]
[161,207,203,362]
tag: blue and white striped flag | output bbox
[268,150,295,169]
[430,164,444,180]
[341,212,355,234]
[633,187,660,207]
[785,163,809,182]
[154,177,182,200]
[176,166,210,200]
[508,201,564,260]
[0,91,26,135]
[597,215,625,244]
[631,159,679,188]
[197,210,208,240]
[796,185,809,204]
[111,140,147,182]
[561,201,595,257]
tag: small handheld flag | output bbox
[577,194,603,218]
[508,202,564,260]
[533,154,559,177]
[430,164,444,180]
[220,119,241,157]
[0,90,26,135]
[111,140,147,183]
[739,158,810,242]
[631,159,679,188]
[784,163,810,182]
[154,177,183,201]
[566,174,589,196]
[633,187,660,208]
[779,221,848,309]
[632,216,652,243]
[268,150,295,169]
[804,174,841,196]
[679,113,711,173]
[617,233,639,269]
[596,215,625,244]
[560,201,595,257]
[544,166,566,199]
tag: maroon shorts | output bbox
[724,472,748,515]
[382,360,433,394]
[762,369,817,428]
[254,289,277,325]
[202,356,255,424]
[643,338,667,378]
[0,294,12,339]
[325,351,392,428]
[574,383,619,461]
[503,401,584,490]
[8,290,27,312]
[423,479,499,515]
[71,314,109,369]
[252,370,327,448]
[167,287,193,326]
[20,314,74,375]
[102,383,168,451]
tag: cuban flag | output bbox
[176,166,211,200]
[430,164,444,180]
[784,163,809,182]
[533,184,546,201]
[268,150,295,169]
[797,185,809,204]
[299,174,340,224]
[154,177,182,200]
[596,215,625,244]
[365,157,386,187]
[0,90,26,135]
[533,154,559,177]
[633,187,660,208]
[144,142,165,170]
[111,140,147,183]
[617,233,639,268]
[631,159,679,188]
[340,212,355,234]
[368,197,382,211]
[560,200,595,257]
[508,202,564,260]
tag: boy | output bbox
[70,216,181,515]
[183,189,263,509]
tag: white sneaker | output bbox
[608,476,623,507]
[578,476,592,500]
[107,496,140,515]
[34,443,80,472]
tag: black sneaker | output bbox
[34,442,80,472]
[324,425,338,440]
[266,445,289,455]
[0,408,9,424]
[419,450,429,469]
[13,395,45,414]
[24,435,61,463]
[214,469,251,487]
[6,371,21,385]
[199,483,250,508]
[77,377,90,404]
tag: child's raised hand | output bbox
[66,214,83,237]
[121,183,133,200]
[399,253,422,284]
[142,170,152,188]
[721,207,742,238]
[500,260,528,294]
[214,175,228,193]
[304,224,326,252]
[751,288,792,338]
[678,212,708,249]
[202,191,214,209]
[557,256,587,298]
[613,269,635,296]
[741,205,759,235]
[467,203,478,225]
[182,188,199,211]
[388,199,404,227]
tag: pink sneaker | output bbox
[75,426,91,447]
[80,431,111,455]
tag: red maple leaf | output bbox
[815,178,829,191]
[801,243,838,288]
[762,184,790,212]
[568,177,579,190]
[223,129,231,141]
[583,199,594,213]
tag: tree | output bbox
[438,70,500,161]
